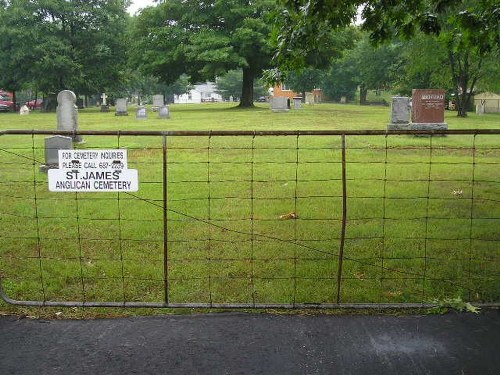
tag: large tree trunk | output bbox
[359,84,368,105]
[11,91,17,112]
[239,67,254,108]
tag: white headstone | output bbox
[293,97,302,109]
[115,98,128,116]
[153,94,164,107]
[136,106,147,119]
[57,90,82,142]
[101,93,108,106]
[305,92,314,105]
[476,100,485,116]
[19,104,30,115]
[158,105,170,119]
[152,94,164,111]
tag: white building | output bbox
[174,82,223,104]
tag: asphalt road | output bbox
[1,310,499,374]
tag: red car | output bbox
[0,90,14,112]
[0,99,14,112]
[26,99,43,110]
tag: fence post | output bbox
[336,134,348,304]
[162,135,169,305]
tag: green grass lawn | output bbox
[0,103,499,317]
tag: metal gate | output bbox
[1,129,499,309]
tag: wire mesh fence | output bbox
[0,129,499,308]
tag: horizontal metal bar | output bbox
[1,278,498,310]
[2,129,500,137]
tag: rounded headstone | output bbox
[57,90,77,105]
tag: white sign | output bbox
[48,149,138,192]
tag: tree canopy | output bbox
[277,0,500,116]
[0,0,130,106]
[130,0,276,107]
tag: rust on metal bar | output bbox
[162,135,169,305]
[2,129,500,137]
[336,134,348,304]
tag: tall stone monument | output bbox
[100,92,110,112]
[57,90,82,143]
[410,89,448,131]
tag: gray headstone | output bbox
[152,94,164,111]
[305,92,314,105]
[293,97,302,110]
[136,106,147,119]
[41,135,73,172]
[271,97,289,112]
[115,98,128,116]
[158,105,170,119]
[340,96,347,104]
[387,96,411,130]
[57,90,82,142]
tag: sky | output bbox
[127,0,157,15]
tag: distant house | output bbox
[271,83,323,104]
[474,92,500,113]
[174,82,223,104]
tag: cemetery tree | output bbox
[285,68,325,100]
[0,0,130,102]
[348,36,402,104]
[320,60,358,102]
[215,70,267,101]
[277,0,499,117]
[130,0,275,107]
[0,0,42,110]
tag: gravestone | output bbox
[293,97,302,110]
[152,94,164,112]
[340,96,347,104]
[476,100,485,116]
[115,98,128,116]
[100,93,109,112]
[229,95,234,102]
[40,135,73,172]
[57,90,82,143]
[410,89,448,131]
[136,106,147,119]
[158,105,170,119]
[76,98,85,109]
[387,96,411,130]
[305,92,314,105]
[271,97,289,112]
[19,104,30,115]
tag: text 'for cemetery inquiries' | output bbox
[48,149,139,192]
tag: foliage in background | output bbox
[0,0,130,105]
[215,70,267,101]
[129,0,276,107]
[277,0,500,115]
